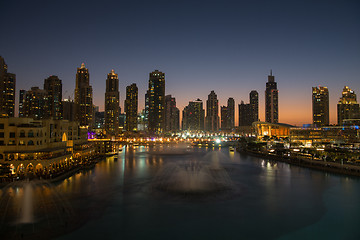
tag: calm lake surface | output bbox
[1,144,360,239]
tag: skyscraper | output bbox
[75,63,93,128]
[265,71,278,123]
[250,90,259,122]
[0,56,16,117]
[164,95,180,132]
[125,83,138,132]
[337,86,360,125]
[148,70,165,133]
[62,99,75,121]
[182,99,205,131]
[220,98,235,130]
[238,90,259,126]
[104,70,120,135]
[312,86,329,127]
[206,90,219,131]
[23,87,48,119]
[238,101,253,126]
[44,75,62,120]
[220,106,228,130]
[19,90,26,117]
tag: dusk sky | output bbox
[1,0,359,126]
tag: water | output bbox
[1,144,360,239]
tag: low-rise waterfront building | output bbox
[0,117,92,176]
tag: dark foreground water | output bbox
[1,144,360,240]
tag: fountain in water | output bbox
[153,151,234,195]
[18,181,34,224]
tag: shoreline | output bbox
[238,148,360,177]
[0,155,106,188]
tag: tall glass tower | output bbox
[75,63,93,128]
[265,70,278,123]
[148,70,165,133]
[105,70,120,135]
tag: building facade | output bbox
[250,90,259,122]
[206,90,219,131]
[337,86,360,125]
[265,71,278,123]
[0,117,91,176]
[164,95,180,132]
[19,90,26,117]
[23,87,48,120]
[148,70,165,133]
[44,75,63,120]
[75,63,93,128]
[182,99,205,131]
[312,86,329,127]
[125,83,138,132]
[105,70,120,135]
[0,56,16,117]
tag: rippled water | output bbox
[1,144,360,239]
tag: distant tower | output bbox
[19,90,26,117]
[227,98,235,129]
[0,56,16,117]
[182,99,205,131]
[125,83,138,132]
[164,95,180,132]
[250,90,259,122]
[23,87,48,119]
[206,90,219,131]
[62,99,75,121]
[220,106,228,130]
[265,70,278,123]
[105,70,120,135]
[220,98,235,130]
[74,63,93,128]
[337,86,360,125]
[148,70,165,133]
[238,101,253,126]
[312,86,329,127]
[44,75,62,120]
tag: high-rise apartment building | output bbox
[238,90,259,126]
[75,63,93,128]
[0,56,16,117]
[182,99,205,131]
[104,70,120,135]
[220,98,235,130]
[164,95,180,132]
[337,86,360,125]
[265,71,278,123]
[44,75,62,120]
[206,90,219,131]
[312,86,329,127]
[19,90,26,117]
[250,90,259,122]
[125,83,138,132]
[23,87,48,119]
[238,101,253,126]
[62,99,75,121]
[148,70,165,133]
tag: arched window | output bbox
[20,130,25,137]
[28,130,34,137]
[28,140,34,145]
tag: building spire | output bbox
[270,69,272,76]
[81,63,85,68]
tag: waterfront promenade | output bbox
[238,148,360,177]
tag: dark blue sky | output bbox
[1,0,359,125]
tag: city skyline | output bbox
[1,0,359,126]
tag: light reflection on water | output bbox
[0,145,360,239]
